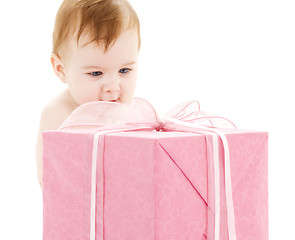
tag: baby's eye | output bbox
[119,68,132,74]
[89,71,102,77]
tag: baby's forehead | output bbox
[61,34,104,60]
[61,28,138,67]
[65,36,137,68]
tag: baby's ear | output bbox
[50,53,66,83]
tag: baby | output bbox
[35,0,141,191]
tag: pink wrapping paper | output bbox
[43,127,268,240]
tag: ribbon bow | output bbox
[59,97,237,240]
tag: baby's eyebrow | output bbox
[122,61,137,66]
[82,61,136,70]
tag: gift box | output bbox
[42,98,268,240]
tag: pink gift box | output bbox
[43,127,268,240]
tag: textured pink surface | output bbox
[43,129,268,240]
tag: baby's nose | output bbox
[103,81,120,92]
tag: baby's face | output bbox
[61,29,138,106]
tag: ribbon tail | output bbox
[211,129,237,240]
[212,134,220,240]
[205,133,221,240]
[91,131,108,240]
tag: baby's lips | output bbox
[100,97,120,102]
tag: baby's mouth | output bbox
[106,98,120,102]
[99,97,121,103]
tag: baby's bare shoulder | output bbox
[40,89,77,130]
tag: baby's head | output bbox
[51,0,141,106]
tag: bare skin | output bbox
[35,89,78,192]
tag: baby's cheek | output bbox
[83,89,100,102]
[125,81,136,95]
[71,84,99,105]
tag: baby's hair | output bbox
[52,0,141,60]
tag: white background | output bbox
[0,0,294,239]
